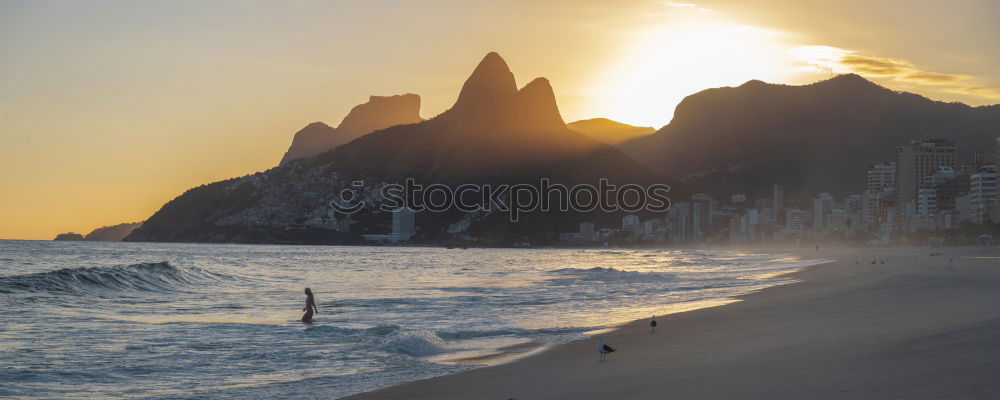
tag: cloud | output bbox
[792,45,998,101]
[904,71,970,84]
[947,85,1000,99]
[838,54,910,75]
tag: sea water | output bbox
[0,241,826,398]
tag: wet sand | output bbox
[346,247,1000,399]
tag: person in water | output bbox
[302,288,318,323]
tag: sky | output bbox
[2,0,999,240]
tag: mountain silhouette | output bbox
[84,221,143,241]
[313,52,661,185]
[279,94,422,165]
[568,118,656,146]
[620,74,1000,199]
[127,53,673,245]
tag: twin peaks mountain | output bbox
[279,94,422,165]
[314,52,659,184]
[127,53,668,245]
[620,74,1000,199]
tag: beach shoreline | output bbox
[345,246,1000,399]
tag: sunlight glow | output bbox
[589,16,794,128]
[789,45,852,74]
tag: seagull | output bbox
[650,315,657,334]
[596,336,616,361]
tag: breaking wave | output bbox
[0,262,236,295]
[301,324,591,358]
[549,267,678,284]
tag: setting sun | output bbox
[590,15,792,128]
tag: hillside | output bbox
[620,74,1000,199]
[568,118,655,146]
[127,53,676,245]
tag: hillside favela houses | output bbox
[560,137,1000,247]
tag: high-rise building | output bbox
[970,165,999,224]
[925,166,956,187]
[995,136,1000,161]
[812,192,833,232]
[917,188,937,217]
[691,194,715,232]
[866,162,895,193]
[391,207,416,241]
[786,208,807,232]
[863,162,896,228]
[622,214,640,231]
[845,194,863,228]
[895,139,956,205]
[579,222,595,241]
[772,184,784,211]
[667,202,691,242]
[961,152,993,175]
[827,208,849,232]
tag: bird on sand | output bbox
[596,336,616,361]
[650,315,657,333]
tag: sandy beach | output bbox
[347,247,1000,399]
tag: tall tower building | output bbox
[772,184,784,211]
[866,162,895,193]
[391,207,416,241]
[970,165,999,224]
[895,139,956,205]
[995,136,1000,161]
[691,194,715,231]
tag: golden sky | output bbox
[2,0,998,240]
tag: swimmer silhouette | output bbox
[302,288,318,323]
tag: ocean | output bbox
[0,240,825,399]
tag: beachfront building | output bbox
[691,194,716,234]
[827,208,849,233]
[580,222,595,240]
[960,151,993,175]
[667,202,692,242]
[622,215,640,231]
[863,162,896,228]
[785,208,808,232]
[867,162,896,193]
[995,135,1000,160]
[918,188,937,217]
[362,207,416,243]
[772,184,784,211]
[642,219,663,240]
[845,194,863,229]
[811,193,833,234]
[561,222,599,243]
[392,207,416,240]
[970,165,999,224]
[895,139,956,205]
